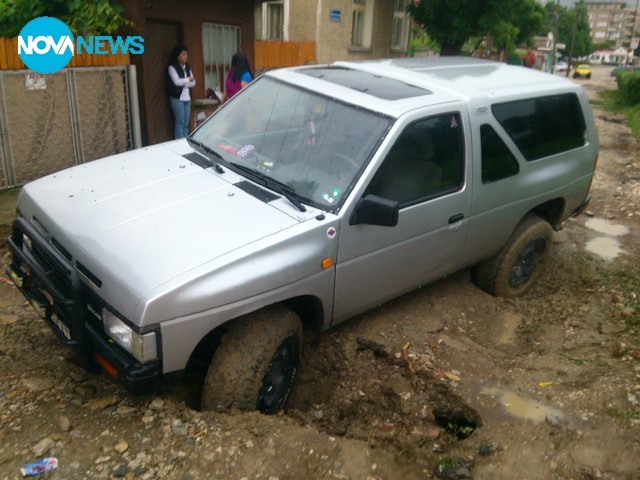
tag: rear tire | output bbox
[201,305,303,414]
[473,214,553,298]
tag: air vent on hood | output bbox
[235,180,279,203]
[75,262,103,288]
[182,151,211,169]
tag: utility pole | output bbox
[552,0,560,71]
[631,0,640,64]
[566,9,578,78]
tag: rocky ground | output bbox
[0,65,638,480]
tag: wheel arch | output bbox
[185,295,324,377]
[530,197,565,229]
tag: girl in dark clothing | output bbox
[167,44,196,138]
[222,52,253,103]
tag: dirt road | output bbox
[0,64,638,480]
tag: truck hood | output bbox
[18,141,305,320]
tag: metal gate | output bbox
[0,66,139,188]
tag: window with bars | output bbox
[202,23,241,92]
[391,0,410,50]
[263,1,285,40]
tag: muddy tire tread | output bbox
[201,305,302,413]
[473,214,553,298]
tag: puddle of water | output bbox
[498,313,521,345]
[482,387,566,424]
[586,237,623,261]
[585,218,629,236]
[583,218,629,260]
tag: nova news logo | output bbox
[18,16,144,74]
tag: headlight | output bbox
[103,309,158,363]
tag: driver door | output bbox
[333,109,472,322]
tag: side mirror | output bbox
[349,194,399,227]
[196,112,206,127]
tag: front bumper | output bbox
[6,217,162,395]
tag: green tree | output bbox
[559,2,593,58]
[408,0,544,56]
[0,0,132,37]
[540,1,593,58]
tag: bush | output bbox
[615,71,640,105]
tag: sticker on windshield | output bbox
[322,188,343,204]
[216,143,238,155]
[236,144,255,158]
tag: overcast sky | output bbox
[541,0,640,9]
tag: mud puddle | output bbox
[481,387,566,424]
[584,217,629,260]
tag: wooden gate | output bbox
[254,41,316,72]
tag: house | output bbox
[121,0,412,145]
[589,47,633,65]
[253,0,413,64]
[121,0,256,145]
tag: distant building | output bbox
[585,0,637,48]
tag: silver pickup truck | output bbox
[7,57,598,414]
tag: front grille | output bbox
[27,236,74,299]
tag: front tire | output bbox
[473,214,553,298]
[201,305,303,414]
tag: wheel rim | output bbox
[509,238,547,288]
[257,335,298,414]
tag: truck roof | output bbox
[266,56,582,118]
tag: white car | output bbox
[555,61,569,72]
[7,57,599,414]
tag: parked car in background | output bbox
[610,65,640,76]
[573,64,592,79]
[555,60,569,72]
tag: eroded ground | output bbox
[0,65,638,479]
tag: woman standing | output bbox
[222,52,253,103]
[167,45,196,139]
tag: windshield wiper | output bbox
[186,138,225,174]
[231,164,307,212]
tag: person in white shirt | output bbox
[167,45,196,139]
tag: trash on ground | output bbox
[20,458,58,477]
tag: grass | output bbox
[601,269,640,327]
[0,186,20,197]
[596,89,640,142]
[607,405,640,425]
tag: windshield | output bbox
[191,76,392,210]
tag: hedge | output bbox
[615,70,640,105]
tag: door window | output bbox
[367,113,464,206]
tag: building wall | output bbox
[316,0,404,64]
[289,0,318,42]
[585,0,636,48]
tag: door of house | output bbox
[145,20,181,145]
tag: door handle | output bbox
[449,213,464,224]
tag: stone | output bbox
[59,416,72,432]
[149,398,165,411]
[115,440,129,453]
[84,395,119,411]
[113,464,129,477]
[32,437,56,456]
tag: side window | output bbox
[481,124,519,183]
[492,93,587,161]
[368,113,464,206]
